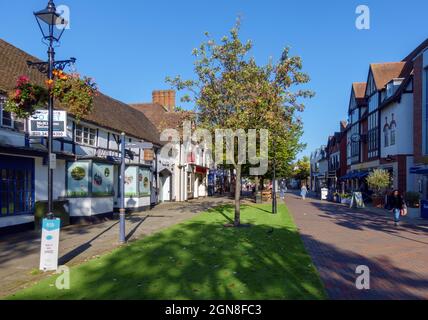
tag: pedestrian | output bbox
[279,179,287,200]
[301,184,308,200]
[389,190,407,227]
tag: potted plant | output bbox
[366,169,391,208]
[340,193,351,205]
[405,192,421,208]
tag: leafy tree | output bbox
[167,20,313,226]
[293,156,311,183]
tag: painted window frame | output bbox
[75,124,97,147]
[0,95,14,129]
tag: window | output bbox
[0,96,13,128]
[390,122,396,146]
[75,124,97,146]
[368,112,379,158]
[384,125,390,147]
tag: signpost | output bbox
[28,110,67,138]
[39,218,61,271]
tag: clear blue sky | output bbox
[1,0,427,159]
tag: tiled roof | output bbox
[0,38,161,145]
[130,103,191,133]
[370,62,407,90]
[352,82,367,99]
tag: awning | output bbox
[410,168,428,175]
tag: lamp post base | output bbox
[119,208,126,244]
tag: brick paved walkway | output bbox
[0,197,232,298]
[286,192,428,300]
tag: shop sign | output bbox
[39,218,61,271]
[29,110,67,138]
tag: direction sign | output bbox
[125,142,154,150]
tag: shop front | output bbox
[120,165,152,212]
[0,154,35,231]
[66,159,115,223]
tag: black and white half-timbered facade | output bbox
[0,39,162,233]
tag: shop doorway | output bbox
[0,155,35,216]
[159,170,172,202]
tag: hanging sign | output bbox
[28,110,67,138]
[39,218,61,271]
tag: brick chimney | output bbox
[152,90,176,112]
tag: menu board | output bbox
[92,163,114,196]
[67,162,90,197]
[125,166,138,197]
[139,167,151,196]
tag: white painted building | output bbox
[0,39,162,233]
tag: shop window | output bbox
[75,124,97,146]
[66,161,114,197]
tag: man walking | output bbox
[279,179,287,200]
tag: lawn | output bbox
[7,203,326,300]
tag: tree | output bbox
[366,169,391,197]
[167,20,313,226]
[293,156,310,183]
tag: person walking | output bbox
[301,184,308,200]
[279,179,287,200]
[389,190,407,227]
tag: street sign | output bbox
[28,110,67,138]
[126,142,154,150]
[39,218,61,271]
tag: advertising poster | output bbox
[92,163,114,196]
[125,166,138,197]
[139,167,151,196]
[67,162,89,197]
[39,218,61,271]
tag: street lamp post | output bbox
[272,137,278,214]
[119,133,126,244]
[27,0,75,219]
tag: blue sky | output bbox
[1,0,427,159]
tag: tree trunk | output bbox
[234,164,242,227]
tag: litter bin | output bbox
[421,200,428,219]
[321,188,328,200]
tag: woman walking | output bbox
[301,185,308,200]
[389,190,407,227]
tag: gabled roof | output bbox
[0,38,161,145]
[378,38,428,109]
[369,62,407,91]
[352,82,367,100]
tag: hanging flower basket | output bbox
[5,71,98,121]
[50,70,98,121]
[4,76,48,119]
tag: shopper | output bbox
[301,184,308,200]
[389,190,407,227]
